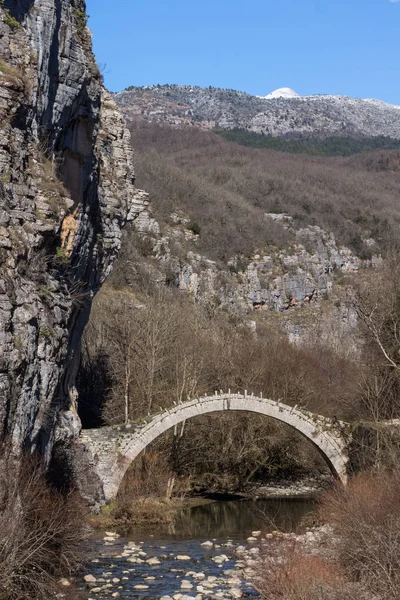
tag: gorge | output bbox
[2,2,400,600]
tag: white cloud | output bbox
[389,0,400,3]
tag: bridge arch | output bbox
[81,393,350,501]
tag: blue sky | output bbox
[85,0,400,104]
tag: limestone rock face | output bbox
[128,205,375,316]
[0,1,145,458]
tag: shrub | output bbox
[253,473,400,600]
[3,9,20,30]
[165,268,177,286]
[37,285,53,299]
[38,156,70,211]
[119,450,179,499]
[74,9,88,36]
[187,220,201,235]
[0,169,11,183]
[319,472,400,599]
[0,451,88,600]
[253,543,362,600]
[55,245,70,265]
[135,233,155,257]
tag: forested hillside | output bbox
[215,129,400,156]
[130,123,400,259]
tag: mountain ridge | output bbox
[114,83,400,139]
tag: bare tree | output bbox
[353,252,400,372]
[132,290,179,415]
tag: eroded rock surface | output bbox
[0,1,145,460]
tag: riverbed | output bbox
[80,498,314,600]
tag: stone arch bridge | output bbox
[80,392,351,501]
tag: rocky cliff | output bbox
[0,0,145,461]
[117,199,365,354]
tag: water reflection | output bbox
[136,498,314,541]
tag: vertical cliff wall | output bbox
[0,0,144,460]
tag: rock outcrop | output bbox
[126,201,378,314]
[0,1,145,460]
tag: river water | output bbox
[80,498,313,600]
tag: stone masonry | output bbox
[80,392,351,501]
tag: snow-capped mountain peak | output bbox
[261,87,300,100]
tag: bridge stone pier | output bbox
[80,392,351,501]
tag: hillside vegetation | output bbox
[130,123,400,260]
[215,129,400,156]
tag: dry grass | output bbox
[38,156,70,215]
[0,58,24,80]
[100,450,188,530]
[108,497,181,527]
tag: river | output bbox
[80,498,314,599]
